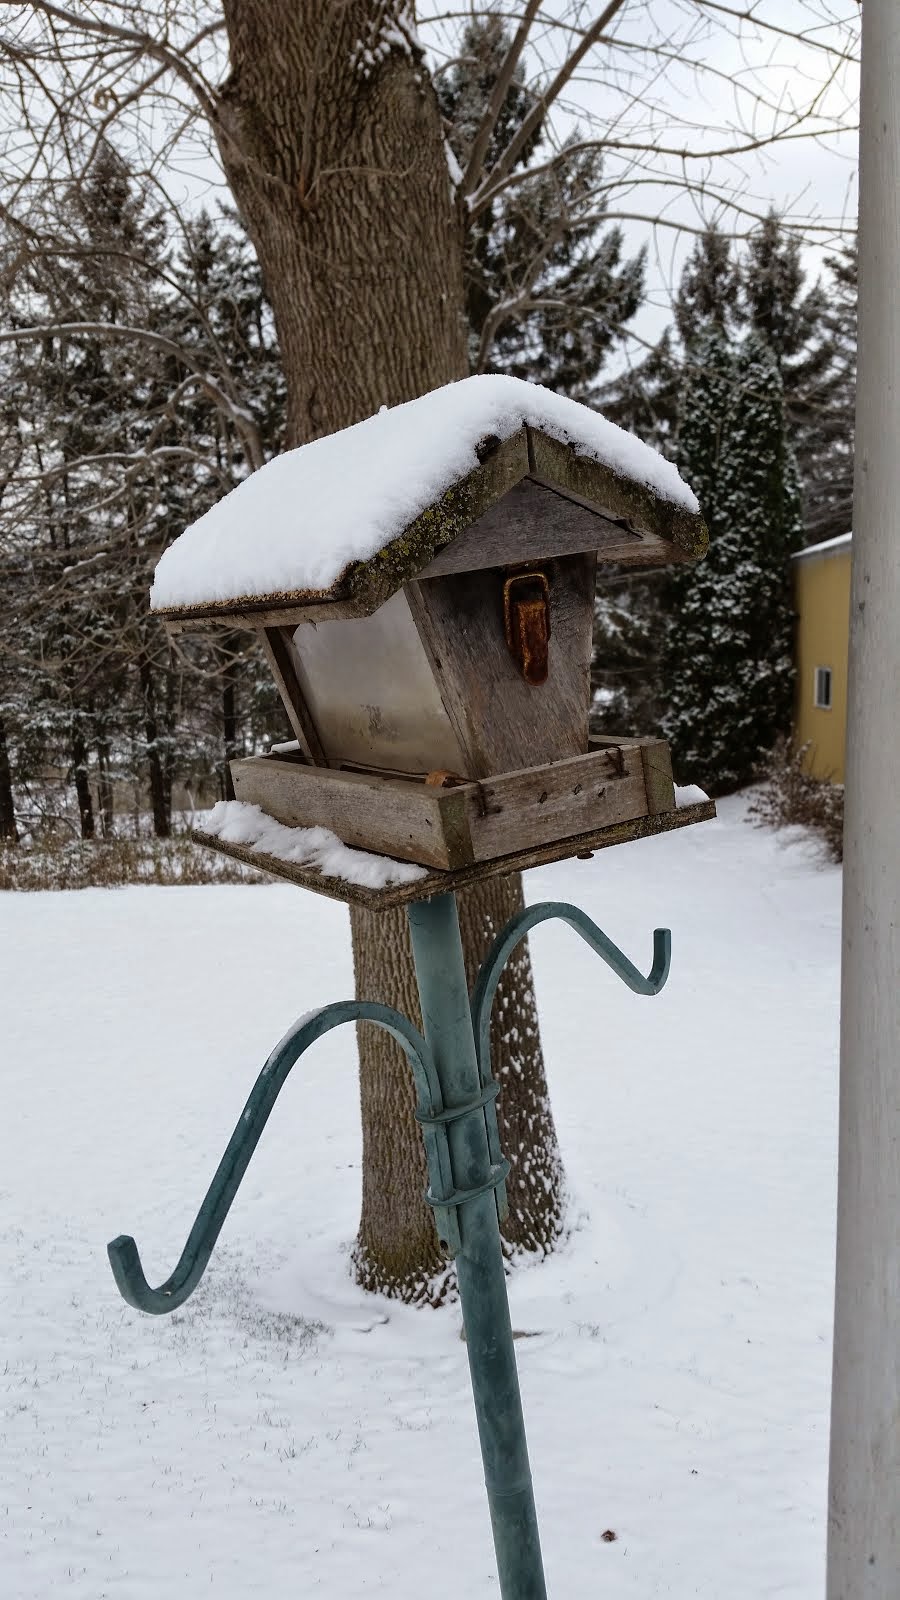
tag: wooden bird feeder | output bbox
[151,378,714,904]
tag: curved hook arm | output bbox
[108,1001,437,1315]
[471,902,671,1084]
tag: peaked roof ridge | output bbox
[151,375,705,622]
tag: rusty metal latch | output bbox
[503,569,551,685]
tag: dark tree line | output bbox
[594,220,856,792]
[0,143,286,842]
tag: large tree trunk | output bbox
[162,663,176,826]
[217,2,467,446]
[352,873,565,1305]
[217,1,566,1299]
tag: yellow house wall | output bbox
[793,547,851,782]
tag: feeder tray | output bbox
[196,734,716,910]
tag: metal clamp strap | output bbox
[415,1079,500,1128]
[425,1159,511,1215]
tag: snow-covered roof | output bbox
[151,375,705,621]
[791,531,852,562]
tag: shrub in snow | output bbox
[749,737,844,862]
[0,833,262,890]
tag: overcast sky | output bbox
[154,2,859,362]
[420,1,859,352]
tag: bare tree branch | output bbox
[457,0,542,200]
[471,0,630,211]
[0,321,265,470]
[0,1,223,119]
[470,110,858,216]
[693,0,859,62]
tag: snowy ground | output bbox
[1,797,840,1598]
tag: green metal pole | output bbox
[406,892,548,1600]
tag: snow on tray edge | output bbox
[198,800,428,890]
[675,784,711,809]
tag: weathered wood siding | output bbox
[407,552,597,778]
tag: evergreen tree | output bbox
[740,211,848,532]
[594,322,737,750]
[662,332,802,790]
[741,212,827,368]
[675,225,741,345]
[591,231,742,738]
[593,219,852,745]
[596,327,682,456]
[674,323,737,515]
[0,154,286,838]
[438,15,645,392]
[589,327,685,736]
[597,227,740,458]
[604,216,845,495]
[438,13,539,181]
[798,243,857,541]
[2,142,173,836]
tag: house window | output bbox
[814,666,833,709]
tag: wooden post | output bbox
[826,6,900,1595]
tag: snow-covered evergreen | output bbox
[438,15,645,394]
[662,333,802,791]
[799,245,857,542]
[674,225,741,346]
[0,151,286,841]
[593,221,852,752]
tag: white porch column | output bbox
[826,4,900,1596]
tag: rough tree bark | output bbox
[216,0,566,1299]
[353,878,565,1303]
[217,1,467,446]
